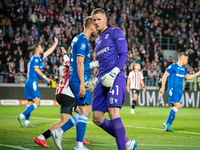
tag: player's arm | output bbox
[185,71,200,80]
[101,28,128,88]
[34,67,51,83]
[141,79,146,92]
[43,37,58,59]
[159,72,170,96]
[126,78,131,92]
[114,28,128,70]
[77,56,86,97]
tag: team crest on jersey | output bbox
[80,43,86,50]
[35,59,38,63]
[105,34,109,39]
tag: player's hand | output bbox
[85,78,98,92]
[126,86,130,92]
[60,47,67,54]
[159,87,165,96]
[101,67,120,88]
[46,77,52,83]
[54,37,58,44]
[79,84,86,97]
[143,88,146,93]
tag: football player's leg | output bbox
[131,92,138,115]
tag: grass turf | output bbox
[0,106,200,150]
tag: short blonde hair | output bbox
[83,16,93,29]
[178,52,188,59]
[91,8,106,16]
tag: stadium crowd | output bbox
[0,0,200,87]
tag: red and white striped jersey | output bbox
[55,55,74,98]
[128,70,144,90]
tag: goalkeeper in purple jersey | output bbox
[85,8,137,150]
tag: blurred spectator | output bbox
[148,67,156,86]
[0,60,4,83]
[8,62,15,83]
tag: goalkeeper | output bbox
[85,8,137,150]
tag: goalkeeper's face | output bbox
[92,13,107,33]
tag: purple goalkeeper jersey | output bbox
[95,28,128,79]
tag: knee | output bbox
[92,116,103,125]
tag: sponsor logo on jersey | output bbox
[97,47,109,56]
[105,34,109,39]
[176,74,184,77]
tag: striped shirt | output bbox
[128,70,144,90]
[55,55,74,98]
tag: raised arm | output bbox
[43,37,58,59]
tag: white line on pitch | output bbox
[0,143,32,150]
[30,116,200,135]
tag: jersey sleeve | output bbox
[34,57,40,68]
[184,67,188,76]
[63,54,69,63]
[140,72,144,80]
[112,28,128,70]
[166,64,174,75]
[76,37,87,58]
[128,71,132,79]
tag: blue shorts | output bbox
[69,81,91,106]
[24,79,40,99]
[92,75,126,112]
[168,89,182,105]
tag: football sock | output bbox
[132,100,136,109]
[166,107,178,125]
[111,117,126,150]
[99,118,115,136]
[41,129,51,140]
[76,114,88,148]
[25,105,31,122]
[21,103,37,118]
[60,114,79,132]
[38,135,45,140]
[99,118,130,144]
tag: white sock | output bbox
[25,120,30,124]
[126,139,131,147]
[38,135,45,140]
[57,128,64,135]
[76,141,83,148]
[20,113,25,118]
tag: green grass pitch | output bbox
[0,106,200,150]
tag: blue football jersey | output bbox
[166,63,188,94]
[27,54,44,81]
[69,33,91,82]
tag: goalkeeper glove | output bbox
[85,77,98,92]
[101,67,120,88]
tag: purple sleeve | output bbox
[113,28,128,70]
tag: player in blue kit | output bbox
[51,16,97,150]
[16,37,58,127]
[160,52,200,132]
[85,8,137,150]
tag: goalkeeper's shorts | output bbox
[92,75,126,112]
